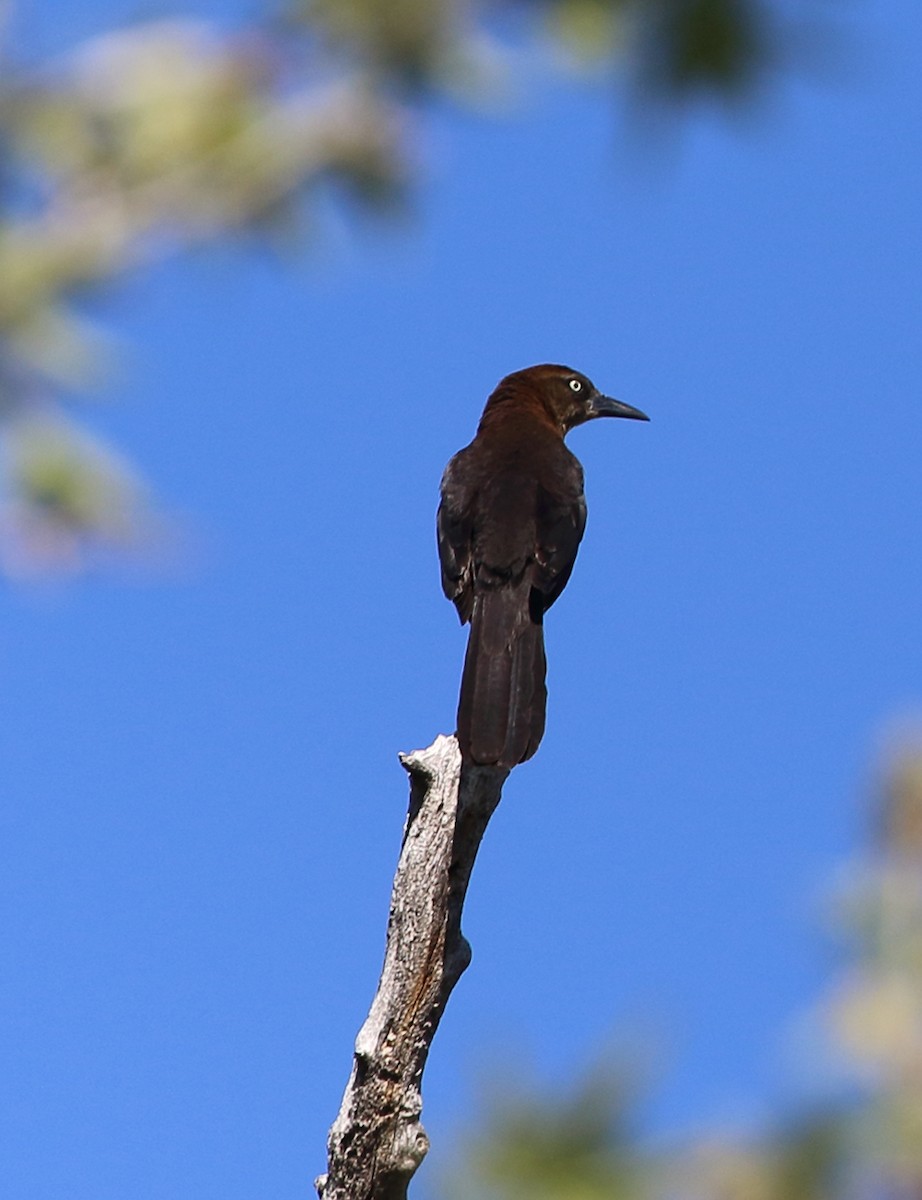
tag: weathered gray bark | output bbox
[316,734,508,1200]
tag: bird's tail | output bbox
[457,583,547,769]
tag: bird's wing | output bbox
[532,459,587,612]
[437,448,475,623]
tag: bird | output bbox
[437,364,649,770]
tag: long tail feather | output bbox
[456,585,546,768]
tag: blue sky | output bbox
[3,2,922,1197]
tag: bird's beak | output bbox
[586,393,650,422]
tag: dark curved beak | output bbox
[587,393,650,422]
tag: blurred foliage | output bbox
[443,1065,649,1200]
[0,0,820,573]
[636,0,776,97]
[435,744,922,1200]
[0,411,154,575]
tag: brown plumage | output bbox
[438,364,648,769]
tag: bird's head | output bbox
[494,364,649,434]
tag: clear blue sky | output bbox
[3,2,922,1197]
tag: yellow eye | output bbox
[569,379,582,392]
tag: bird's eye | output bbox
[569,379,582,392]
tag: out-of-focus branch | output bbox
[0,19,406,570]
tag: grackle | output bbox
[438,364,648,769]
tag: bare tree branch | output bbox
[317,733,508,1200]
